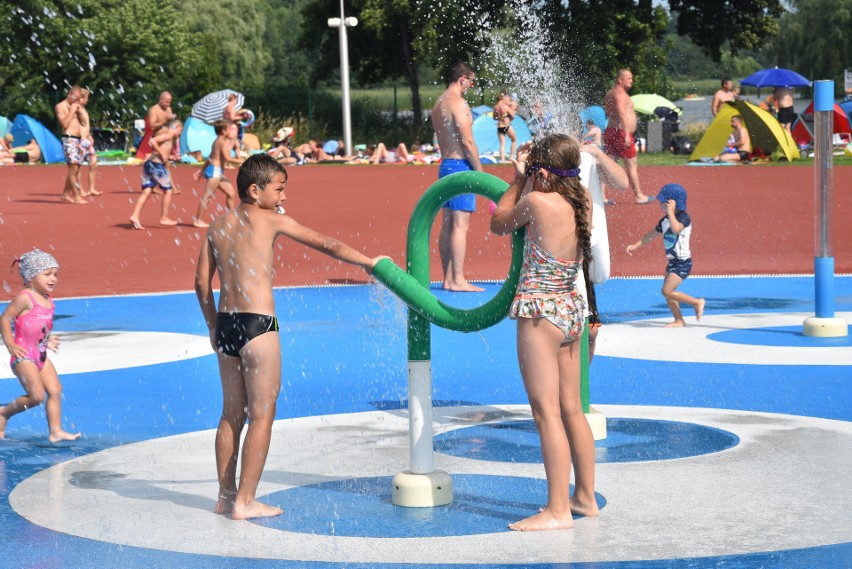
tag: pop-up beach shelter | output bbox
[689,99,800,162]
[579,105,607,129]
[792,101,852,146]
[0,116,12,138]
[179,116,217,159]
[472,111,532,155]
[10,114,64,163]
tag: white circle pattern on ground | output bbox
[9,405,852,564]
[595,312,852,365]
[0,331,212,379]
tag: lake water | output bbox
[675,96,813,126]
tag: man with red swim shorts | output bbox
[603,126,637,160]
[604,69,654,204]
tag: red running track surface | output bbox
[0,162,850,299]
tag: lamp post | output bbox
[328,1,357,158]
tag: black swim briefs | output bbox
[215,312,279,357]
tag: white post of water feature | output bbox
[803,80,848,337]
[327,0,357,158]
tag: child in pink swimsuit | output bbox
[491,134,599,531]
[0,249,80,442]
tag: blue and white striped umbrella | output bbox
[190,89,244,124]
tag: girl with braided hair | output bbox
[491,134,599,531]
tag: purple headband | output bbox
[525,163,581,178]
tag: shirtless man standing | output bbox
[711,78,736,117]
[774,87,796,132]
[55,85,87,204]
[431,61,484,292]
[603,69,653,204]
[78,89,101,197]
[137,92,176,160]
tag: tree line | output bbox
[0,0,846,144]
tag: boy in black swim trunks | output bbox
[625,184,705,328]
[194,153,387,521]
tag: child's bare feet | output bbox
[159,218,178,227]
[663,320,686,328]
[509,508,574,531]
[695,298,705,321]
[193,218,210,228]
[89,189,103,196]
[570,496,600,518]
[230,499,283,520]
[129,216,144,230]
[215,490,236,516]
[49,430,81,443]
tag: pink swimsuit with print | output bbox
[9,290,54,371]
[509,237,587,343]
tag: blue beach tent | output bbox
[0,116,12,138]
[839,101,852,131]
[10,114,64,163]
[471,105,493,120]
[179,116,217,159]
[579,105,608,130]
[472,112,532,155]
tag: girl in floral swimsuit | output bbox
[491,134,599,531]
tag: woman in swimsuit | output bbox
[493,90,517,162]
[0,249,80,442]
[490,134,599,531]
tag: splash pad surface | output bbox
[0,163,850,568]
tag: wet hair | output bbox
[527,134,597,321]
[236,153,288,201]
[448,61,475,84]
[722,78,732,86]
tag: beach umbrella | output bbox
[630,94,681,116]
[740,67,810,88]
[191,89,244,124]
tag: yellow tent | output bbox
[690,100,800,161]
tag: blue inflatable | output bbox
[579,105,608,131]
[179,116,217,160]
[0,116,11,138]
[10,115,63,164]
[471,105,493,120]
[472,112,532,155]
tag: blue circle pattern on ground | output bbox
[254,474,605,537]
[707,325,852,347]
[434,418,740,464]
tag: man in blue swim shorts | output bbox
[432,62,485,292]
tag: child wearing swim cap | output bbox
[0,249,81,442]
